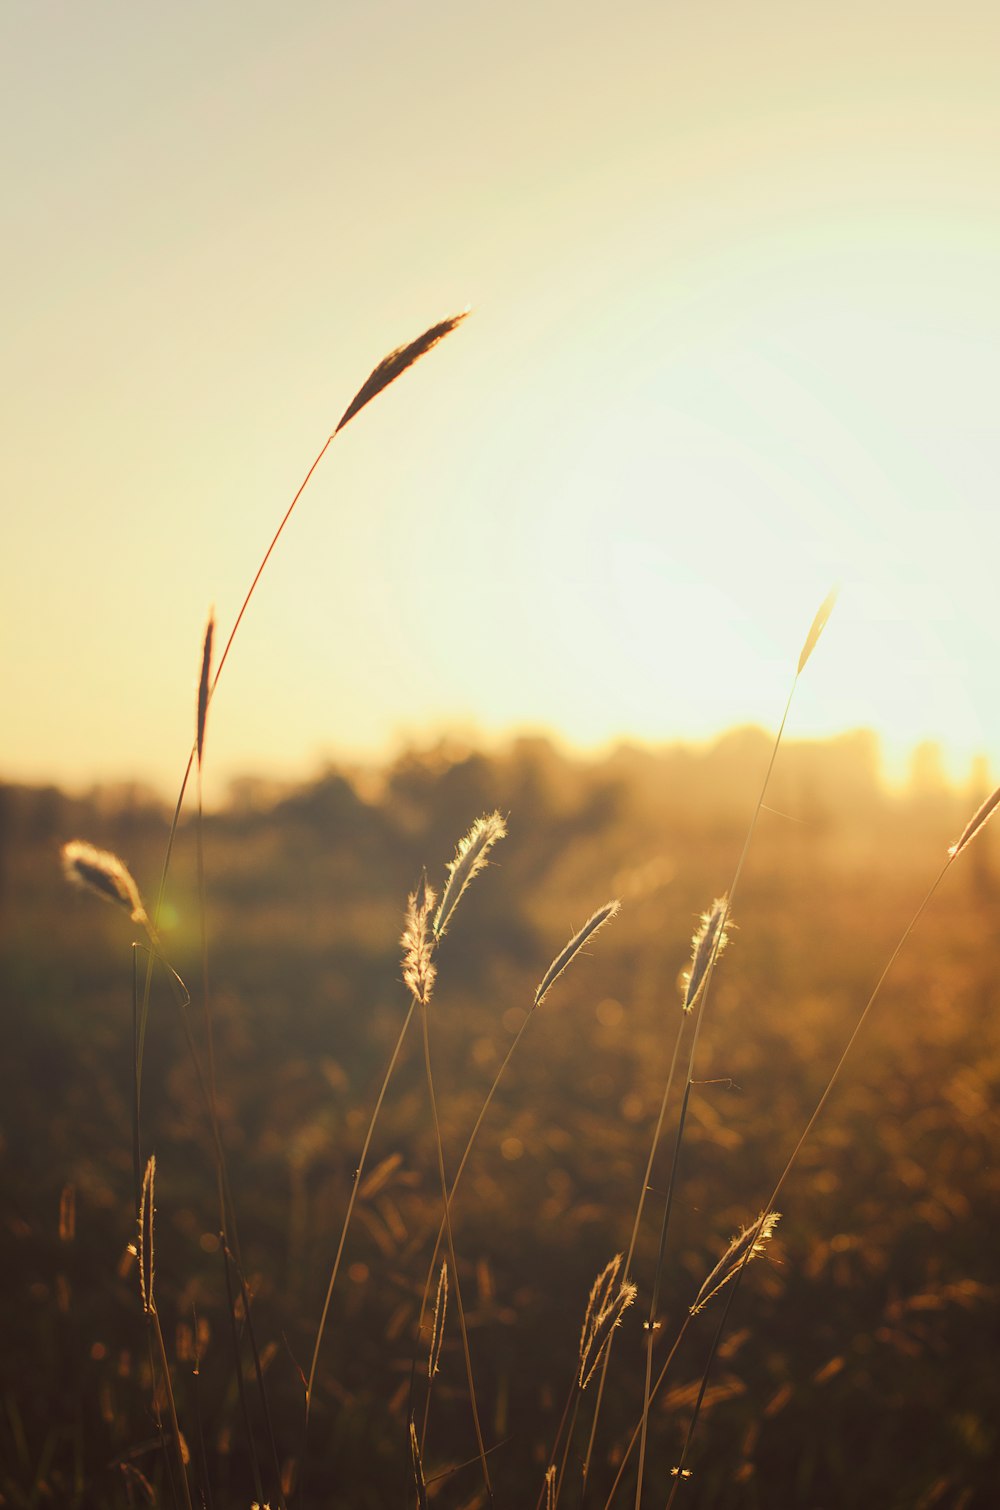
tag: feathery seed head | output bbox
[690,1210,780,1316]
[682,896,729,1013]
[402,878,437,1006]
[61,840,148,926]
[578,1257,636,1389]
[535,899,620,1007]
[433,812,506,939]
[428,1259,448,1379]
[335,311,470,435]
[138,1155,156,1315]
[196,610,215,770]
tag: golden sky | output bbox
[5,1,1000,799]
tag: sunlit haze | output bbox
[6,1,1000,801]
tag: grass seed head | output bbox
[196,610,215,770]
[433,811,507,939]
[797,586,838,675]
[335,311,469,434]
[61,840,148,926]
[535,899,620,1007]
[428,1259,448,1379]
[579,1258,636,1389]
[682,896,729,1013]
[402,877,438,1006]
[949,783,1000,859]
[138,1155,156,1315]
[690,1210,781,1316]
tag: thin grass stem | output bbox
[419,1001,493,1505]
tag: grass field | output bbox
[3,721,999,1507]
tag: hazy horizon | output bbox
[7,2,1000,816]
[4,718,990,811]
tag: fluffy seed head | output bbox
[433,812,507,939]
[61,840,148,926]
[682,896,729,1013]
[690,1210,781,1316]
[402,879,438,1006]
[535,899,620,1007]
[578,1258,636,1389]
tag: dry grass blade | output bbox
[62,840,149,927]
[196,610,215,770]
[335,311,469,434]
[409,1420,428,1510]
[535,900,620,1007]
[949,783,1000,858]
[402,879,438,1005]
[433,812,507,939]
[428,1260,449,1379]
[690,1210,780,1316]
[682,896,729,1013]
[797,586,838,675]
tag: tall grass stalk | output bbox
[133,313,469,1290]
[629,589,836,1508]
[418,999,494,1505]
[194,661,286,1510]
[308,813,502,1425]
[139,1156,194,1510]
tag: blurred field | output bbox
[2,729,999,1508]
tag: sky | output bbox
[5,0,1000,802]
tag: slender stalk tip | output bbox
[797,586,838,675]
[949,783,1000,859]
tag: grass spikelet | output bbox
[432,812,506,939]
[61,840,148,927]
[690,1210,780,1316]
[335,311,469,434]
[534,900,620,1007]
[402,879,438,1006]
[579,1254,623,1368]
[579,1267,636,1389]
[138,1155,156,1315]
[428,1260,448,1379]
[409,1419,428,1510]
[196,610,214,770]
[545,1465,557,1510]
[797,586,838,675]
[681,896,729,1013]
[949,783,1000,858]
